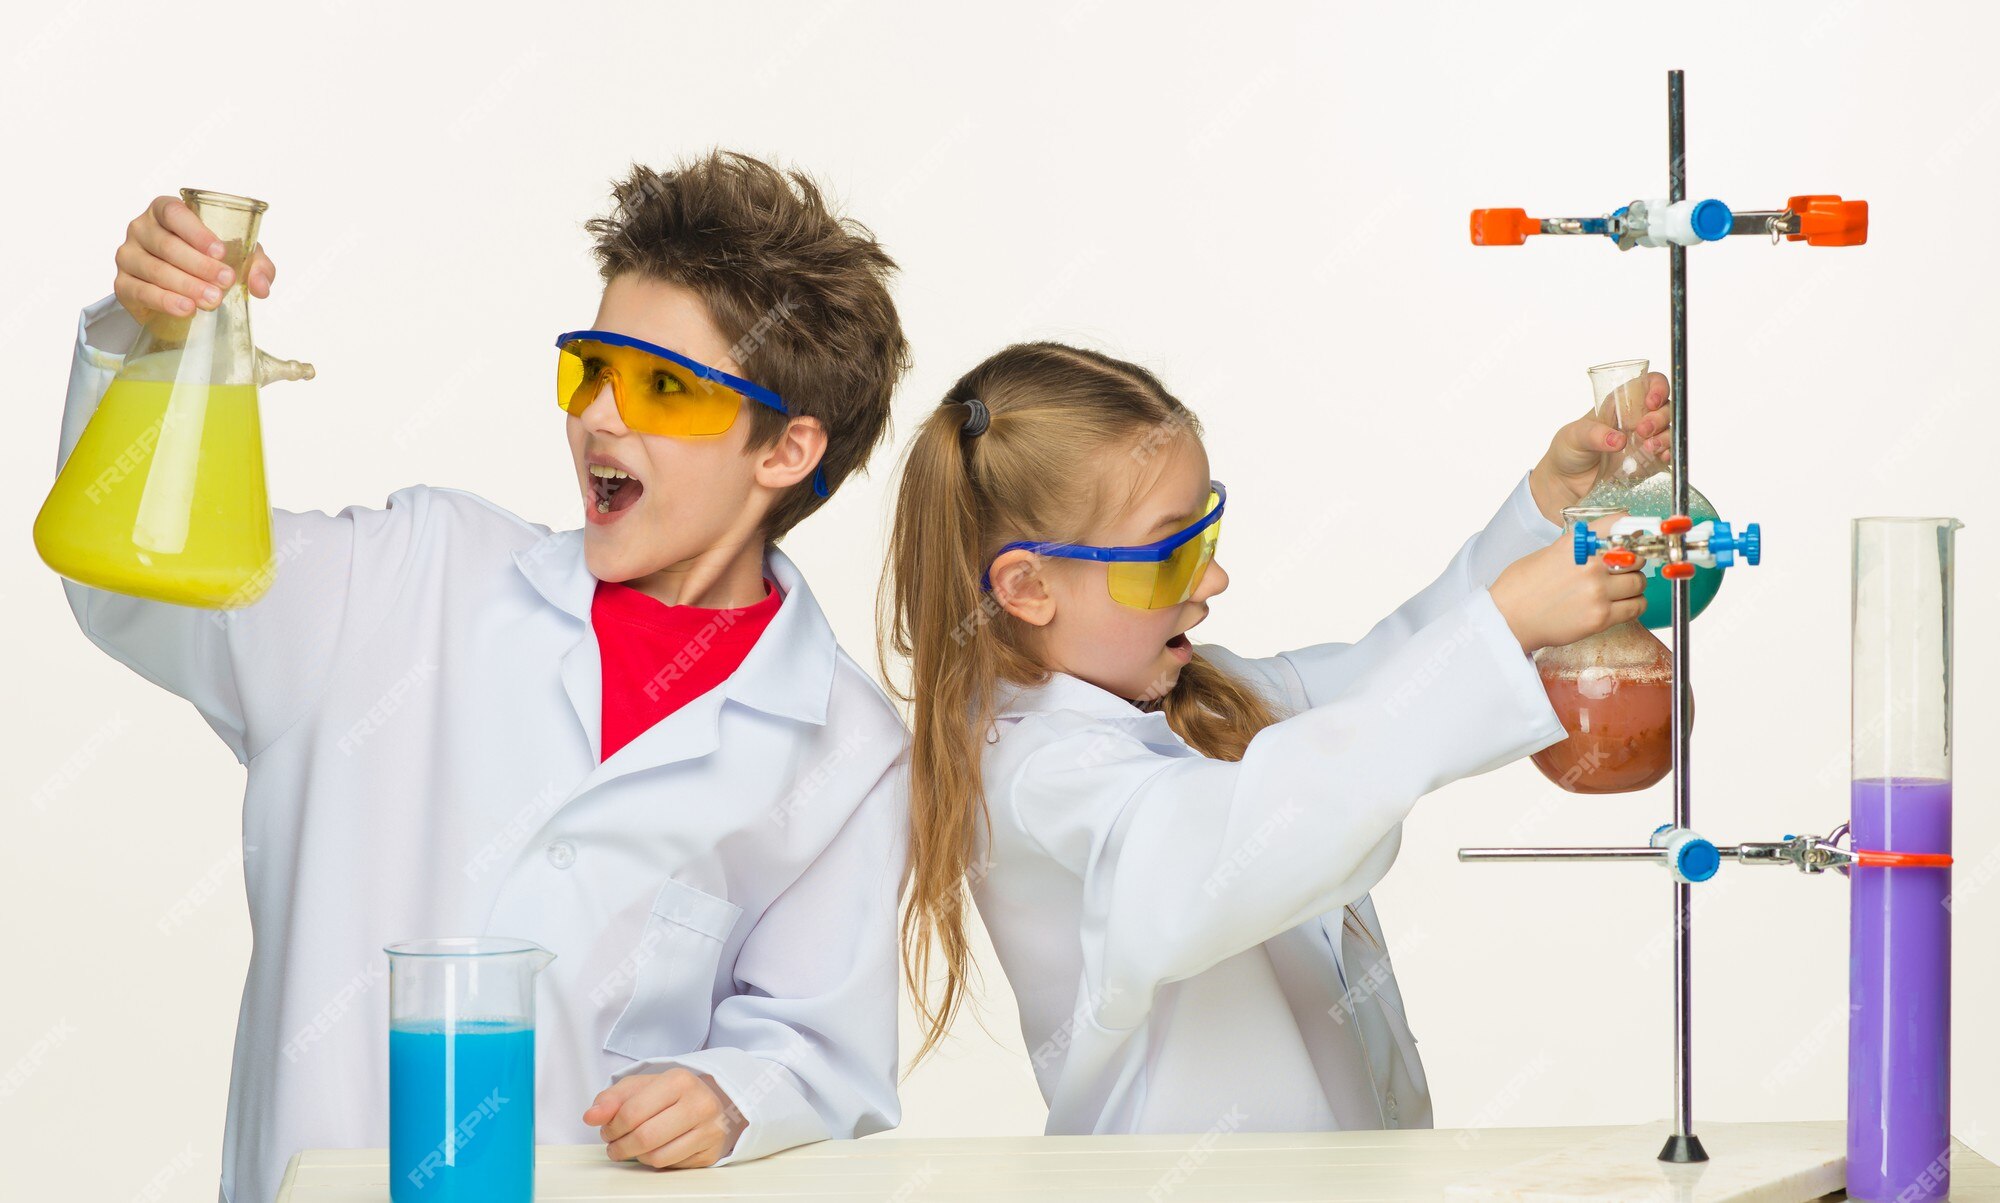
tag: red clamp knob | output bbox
[1660,515,1694,535]
[1785,194,1869,247]
[1602,549,1639,569]
[1661,561,1696,581]
[1470,209,1539,247]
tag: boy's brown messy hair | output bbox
[587,151,910,539]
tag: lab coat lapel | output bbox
[513,531,833,793]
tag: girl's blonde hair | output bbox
[882,342,1293,1065]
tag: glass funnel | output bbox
[33,188,313,609]
[386,937,554,1203]
[1529,505,1683,794]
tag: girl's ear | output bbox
[754,415,828,491]
[989,551,1055,627]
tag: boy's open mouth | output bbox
[588,463,645,515]
[1165,633,1190,652]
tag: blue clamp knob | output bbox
[1676,838,1721,883]
[1573,521,1603,565]
[1690,198,1733,242]
[1708,520,1762,568]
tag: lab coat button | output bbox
[1386,1091,1399,1125]
[546,840,576,869]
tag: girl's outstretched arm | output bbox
[990,585,1562,1033]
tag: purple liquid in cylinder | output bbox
[1848,777,1951,1202]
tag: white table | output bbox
[277,1121,1999,1201]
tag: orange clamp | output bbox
[1661,561,1696,580]
[1470,208,1540,247]
[1602,549,1639,569]
[1853,849,1953,868]
[1784,194,1869,247]
[1660,515,1693,535]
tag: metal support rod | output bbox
[1660,67,1707,1166]
[1458,847,1667,862]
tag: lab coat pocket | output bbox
[602,878,744,1062]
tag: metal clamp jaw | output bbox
[1469,194,1867,248]
[1460,822,1951,879]
[1573,514,1762,577]
[1728,825,1952,874]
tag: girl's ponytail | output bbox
[883,394,1005,1065]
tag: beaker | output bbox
[33,188,313,609]
[1528,505,1682,794]
[1578,359,1723,629]
[1848,517,1959,1203]
[1585,359,1667,487]
[386,938,554,1203]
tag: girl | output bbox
[884,342,1662,1135]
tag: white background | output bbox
[4,1,1996,1199]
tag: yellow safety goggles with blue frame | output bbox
[983,481,1225,609]
[556,329,827,496]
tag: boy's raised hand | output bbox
[585,1067,745,1170]
[113,196,278,326]
[1527,371,1674,525]
[1489,515,1648,654]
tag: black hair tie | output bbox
[958,397,990,438]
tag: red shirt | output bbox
[591,577,783,760]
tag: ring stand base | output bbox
[1447,1120,1842,1203]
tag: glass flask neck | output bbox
[181,189,266,278]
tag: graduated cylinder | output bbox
[1848,516,1961,1203]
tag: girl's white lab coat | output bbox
[55,297,908,1203]
[973,477,1567,1137]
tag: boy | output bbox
[56,153,911,1203]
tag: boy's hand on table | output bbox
[1528,371,1674,525]
[114,195,279,325]
[586,1067,745,1169]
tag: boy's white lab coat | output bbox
[973,477,1567,1137]
[55,297,908,1203]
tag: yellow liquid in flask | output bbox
[34,378,273,608]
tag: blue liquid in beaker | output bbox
[389,1020,536,1203]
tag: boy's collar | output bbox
[513,529,834,727]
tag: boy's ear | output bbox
[990,552,1055,627]
[753,415,828,492]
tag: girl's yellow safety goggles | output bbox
[983,482,1225,609]
[556,329,826,496]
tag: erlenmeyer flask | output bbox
[33,188,312,609]
[1529,504,1683,794]
[1578,358,1723,629]
[386,937,554,1203]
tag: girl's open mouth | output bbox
[588,464,645,519]
[1165,632,1192,662]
